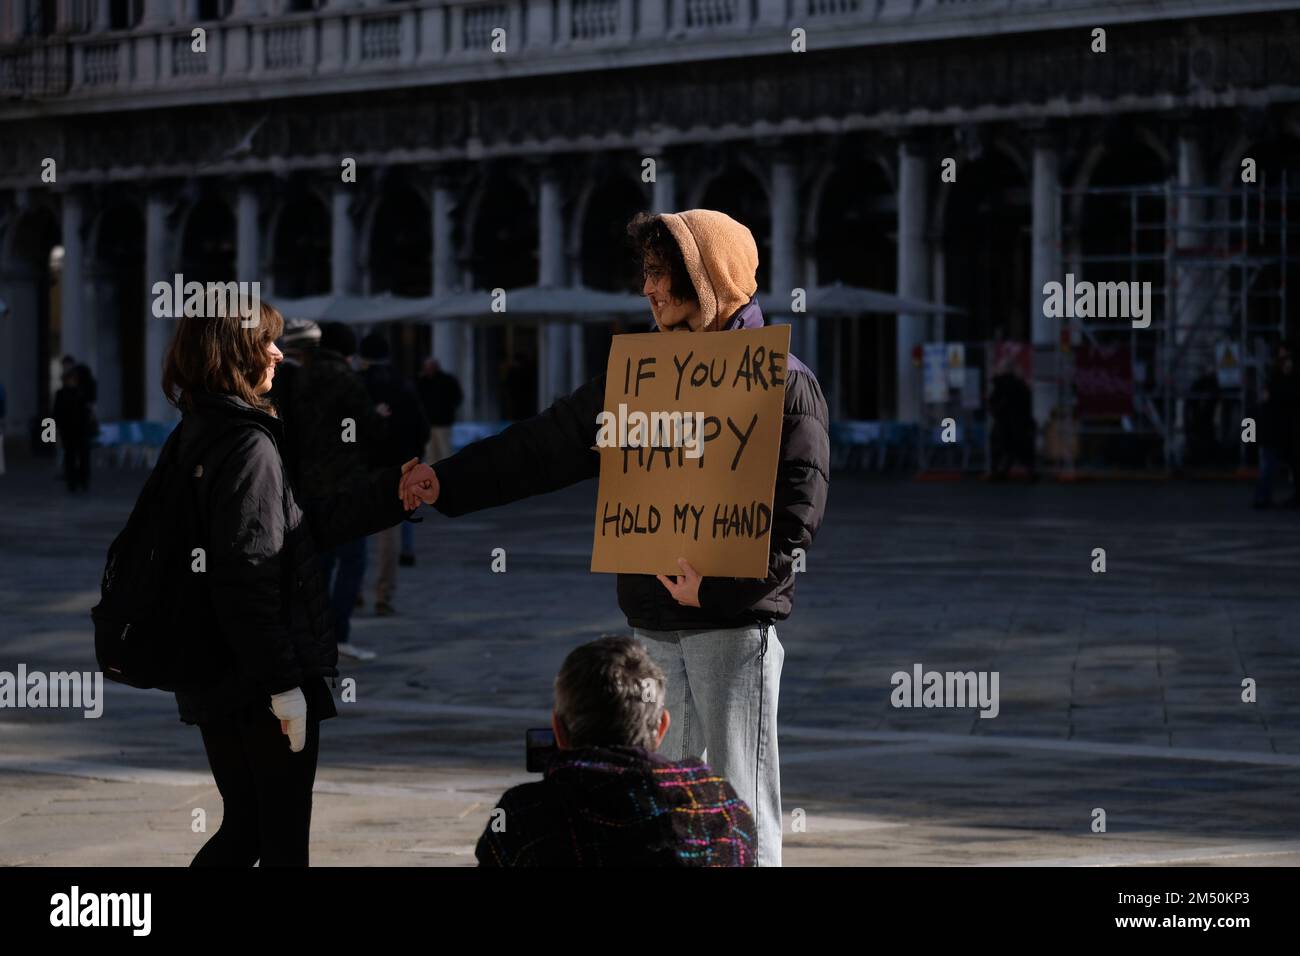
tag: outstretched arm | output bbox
[301,463,413,551]
[419,374,607,517]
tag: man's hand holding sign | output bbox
[590,324,792,608]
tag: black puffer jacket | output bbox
[432,301,830,631]
[173,392,408,724]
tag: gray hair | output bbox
[553,636,666,750]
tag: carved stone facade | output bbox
[1,4,1298,438]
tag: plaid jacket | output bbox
[476,746,755,867]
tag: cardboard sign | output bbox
[590,324,790,578]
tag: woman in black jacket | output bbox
[161,301,434,866]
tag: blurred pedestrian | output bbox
[62,354,98,405]
[286,322,390,660]
[1253,340,1298,508]
[359,332,429,613]
[988,360,1037,480]
[53,367,93,492]
[416,357,462,464]
[267,318,322,480]
[1186,365,1221,468]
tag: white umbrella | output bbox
[768,282,964,318]
[428,285,649,324]
[272,293,432,325]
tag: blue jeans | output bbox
[319,537,367,645]
[400,520,415,555]
[634,625,785,867]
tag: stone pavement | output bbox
[2,456,1299,866]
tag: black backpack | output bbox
[91,421,232,692]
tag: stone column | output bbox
[87,261,122,421]
[651,154,676,215]
[895,140,930,423]
[235,182,259,283]
[1176,130,1211,350]
[1031,138,1061,425]
[144,192,173,421]
[331,184,356,295]
[1174,130,1213,458]
[769,151,803,352]
[431,173,474,418]
[538,168,568,408]
[60,192,87,370]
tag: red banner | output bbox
[1075,344,1133,417]
[992,341,1033,381]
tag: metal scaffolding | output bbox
[1053,171,1299,473]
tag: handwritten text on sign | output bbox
[590,324,790,578]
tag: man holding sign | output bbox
[407,210,829,866]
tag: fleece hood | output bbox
[657,209,759,330]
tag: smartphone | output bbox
[525,727,557,773]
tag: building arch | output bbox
[937,149,1031,343]
[1,204,61,429]
[811,159,896,419]
[178,194,237,286]
[89,200,146,420]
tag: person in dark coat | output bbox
[359,331,429,612]
[62,354,98,404]
[416,357,463,464]
[477,636,755,867]
[988,361,1036,480]
[281,322,391,659]
[53,367,93,491]
[1254,340,1299,508]
[1186,366,1222,468]
[402,209,831,867]
[161,302,421,866]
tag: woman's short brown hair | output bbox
[162,300,285,415]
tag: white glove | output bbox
[269,688,308,753]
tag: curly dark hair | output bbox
[626,211,697,304]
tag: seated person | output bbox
[476,635,755,867]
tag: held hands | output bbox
[657,557,703,608]
[398,457,439,511]
[269,687,308,753]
